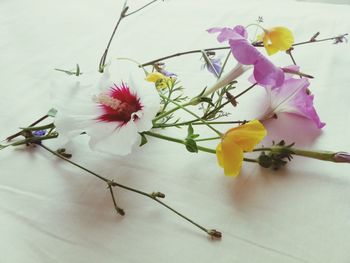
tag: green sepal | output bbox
[185,138,198,153]
[139,133,148,147]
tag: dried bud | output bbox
[333,152,350,163]
[208,229,222,239]
[151,192,165,198]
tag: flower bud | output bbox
[333,152,350,163]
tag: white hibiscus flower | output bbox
[53,67,160,155]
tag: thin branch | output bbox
[140,33,348,67]
[108,184,125,216]
[37,143,221,238]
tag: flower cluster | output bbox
[1,2,348,238]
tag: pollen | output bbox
[97,93,122,110]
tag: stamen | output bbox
[97,93,122,110]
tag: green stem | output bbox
[153,101,193,123]
[144,131,216,154]
[144,131,259,164]
[200,50,220,78]
[291,148,335,162]
[159,95,222,136]
[153,120,245,129]
[21,123,55,131]
[218,50,231,79]
[11,134,58,146]
[253,147,336,162]
[5,114,49,141]
[195,136,221,142]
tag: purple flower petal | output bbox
[205,57,222,76]
[208,25,284,88]
[254,58,284,87]
[292,84,325,128]
[207,26,247,43]
[160,69,177,78]
[262,77,325,129]
[229,39,259,65]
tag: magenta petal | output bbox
[229,39,260,65]
[207,27,246,43]
[254,59,284,87]
[209,24,284,88]
[283,65,300,79]
[232,25,248,38]
[264,78,325,129]
[292,87,326,129]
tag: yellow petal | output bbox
[145,72,165,83]
[216,143,224,168]
[221,137,243,176]
[269,27,294,50]
[225,120,267,152]
[262,26,294,55]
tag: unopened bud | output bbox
[333,152,350,163]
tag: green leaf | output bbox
[0,144,9,150]
[187,123,194,137]
[199,97,214,106]
[47,108,58,117]
[76,64,80,76]
[54,64,82,76]
[139,133,148,147]
[185,139,198,153]
[190,134,200,139]
[197,87,207,97]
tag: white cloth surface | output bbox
[1,0,350,262]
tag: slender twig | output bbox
[108,184,125,216]
[286,48,297,66]
[153,120,246,129]
[99,0,162,72]
[203,83,257,119]
[201,50,220,78]
[140,34,347,67]
[124,0,160,17]
[37,143,221,238]
[98,3,127,72]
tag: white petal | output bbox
[128,72,160,131]
[87,121,139,156]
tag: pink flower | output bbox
[255,66,325,129]
[208,25,284,88]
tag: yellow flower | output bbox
[216,120,267,176]
[258,27,294,56]
[145,72,172,90]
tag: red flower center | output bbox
[96,83,142,125]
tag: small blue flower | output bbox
[33,130,46,137]
[206,57,222,76]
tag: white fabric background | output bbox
[1,0,350,262]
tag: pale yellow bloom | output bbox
[258,27,294,56]
[145,72,173,90]
[216,120,267,176]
